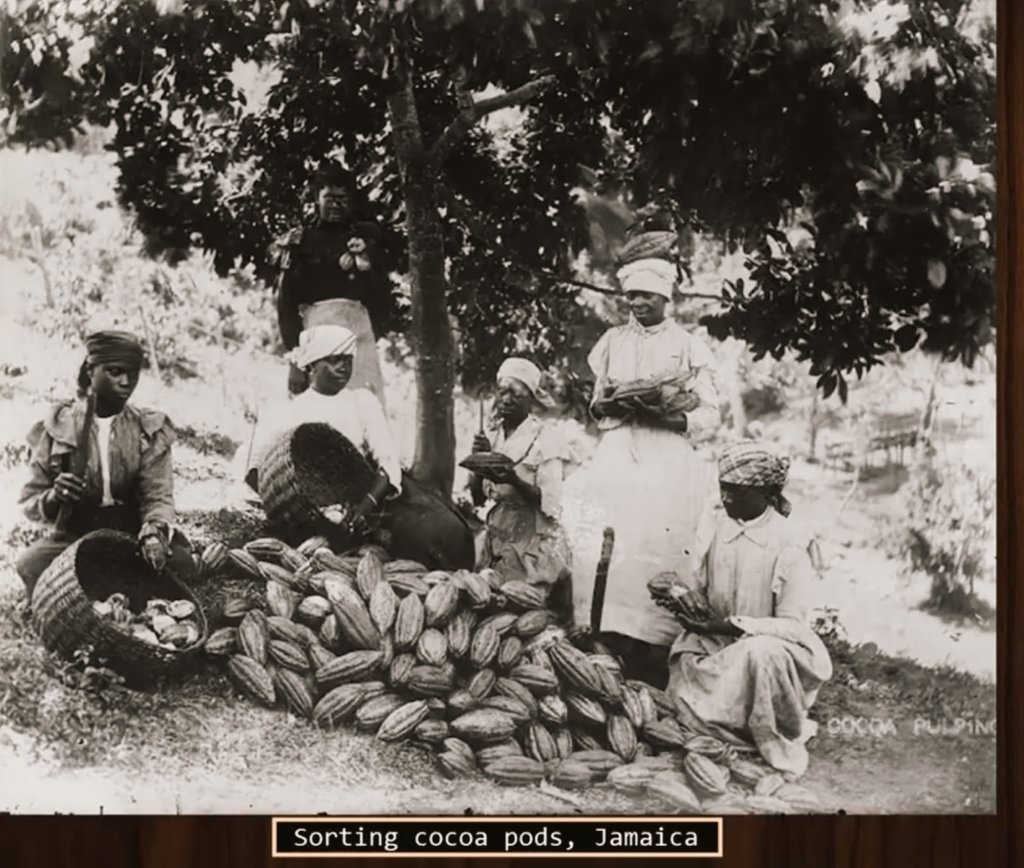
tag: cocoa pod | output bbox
[378,699,431,742]
[647,771,702,812]
[389,573,430,598]
[567,749,623,781]
[509,664,559,695]
[480,694,532,726]
[329,583,381,650]
[437,750,476,779]
[538,694,569,727]
[445,609,474,659]
[407,664,455,697]
[415,629,448,667]
[524,721,560,763]
[414,719,450,745]
[494,677,538,718]
[546,759,593,790]
[355,693,405,733]
[469,623,500,669]
[466,668,497,701]
[483,755,545,786]
[228,549,261,578]
[496,636,524,671]
[451,709,517,743]
[369,581,399,635]
[565,692,606,727]
[295,595,332,628]
[475,738,523,765]
[424,581,460,627]
[355,550,386,601]
[238,610,270,665]
[313,683,366,728]
[227,655,275,707]
[394,593,426,650]
[548,642,603,697]
[315,650,383,689]
[498,581,545,612]
[204,627,238,657]
[683,753,730,797]
[515,609,548,639]
[606,714,639,762]
[272,667,315,720]
[267,616,310,647]
[268,639,310,673]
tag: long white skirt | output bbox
[561,425,717,646]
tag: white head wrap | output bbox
[496,357,555,408]
[615,257,677,300]
[288,324,357,370]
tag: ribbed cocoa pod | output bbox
[683,753,730,797]
[278,545,310,574]
[627,681,677,719]
[643,718,689,750]
[318,613,345,651]
[316,650,383,689]
[684,735,736,765]
[272,667,315,720]
[267,616,309,647]
[538,694,569,727]
[445,609,474,659]
[356,550,386,601]
[481,695,532,726]
[567,749,623,781]
[265,580,301,620]
[494,677,538,718]
[369,581,399,635]
[295,595,332,628]
[467,668,497,701]
[245,537,285,559]
[634,686,659,727]
[546,759,593,790]
[297,535,330,558]
[571,728,605,752]
[204,627,238,657]
[307,643,336,671]
[607,714,639,762]
[329,583,381,650]
[592,664,623,705]
[444,737,476,764]
[478,612,518,637]
[483,755,545,786]
[479,568,503,591]
[378,699,431,741]
[200,542,229,575]
[228,549,262,578]
[394,593,426,650]
[238,611,270,664]
[313,683,365,728]
[451,709,517,743]
[386,558,428,574]
[355,693,405,733]
[620,686,647,730]
[221,597,254,623]
[514,609,548,639]
[730,758,774,789]
[552,727,574,759]
[447,689,479,715]
[389,573,430,598]
[524,721,560,763]
[268,639,310,673]
[407,664,455,697]
[313,548,356,577]
[565,692,607,726]
[437,750,476,779]
[389,653,417,686]
[634,753,685,772]
[227,655,275,707]
[647,771,702,812]
[476,738,523,765]
[509,664,559,695]
[469,623,500,669]
[498,581,545,612]
[606,762,661,795]
[414,718,450,744]
[416,629,448,666]
[548,642,603,697]
[259,560,305,594]
[496,636,524,671]
[455,571,492,608]
[424,581,460,627]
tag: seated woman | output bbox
[242,324,402,530]
[467,358,573,611]
[653,441,833,779]
[16,330,195,602]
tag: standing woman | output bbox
[270,161,392,408]
[562,250,721,685]
[16,331,194,602]
[467,358,573,608]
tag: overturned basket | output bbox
[31,528,208,683]
[257,422,377,549]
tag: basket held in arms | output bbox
[257,422,378,549]
[31,529,208,684]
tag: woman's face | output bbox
[310,354,354,395]
[626,291,668,326]
[90,362,140,413]
[496,378,532,426]
[317,185,352,223]
[720,482,772,522]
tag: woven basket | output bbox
[31,529,208,684]
[257,422,377,548]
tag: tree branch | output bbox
[431,74,558,166]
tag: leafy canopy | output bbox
[1,0,996,402]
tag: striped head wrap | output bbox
[85,330,145,369]
[718,440,793,517]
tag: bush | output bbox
[886,447,995,618]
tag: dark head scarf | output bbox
[85,330,145,369]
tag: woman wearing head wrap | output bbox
[241,324,403,527]
[16,331,195,602]
[560,246,721,683]
[651,441,833,779]
[465,358,574,607]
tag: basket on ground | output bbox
[31,529,208,683]
[257,422,377,548]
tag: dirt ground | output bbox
[0,256,996,816]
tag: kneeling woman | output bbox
[17,331,194,601]
[656,441,833,779]
[243,324,402,526]
[467,358,573,606]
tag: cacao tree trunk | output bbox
[386,69,456,498]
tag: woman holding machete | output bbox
[16,331,195,603]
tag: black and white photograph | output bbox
[0,0,996,817]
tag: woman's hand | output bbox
[50,472,86,506]
[472,432,492,453]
